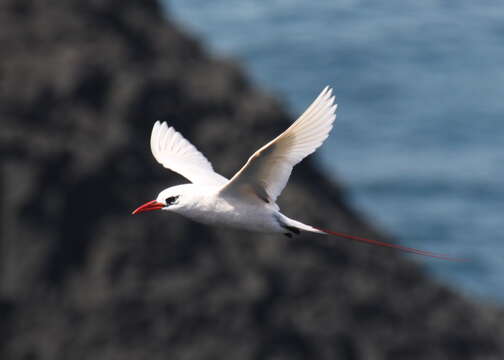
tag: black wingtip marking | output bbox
[274,214,301,236]
[284,225,300,235]
[252,183,270,203]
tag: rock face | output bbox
[1,1,503,359]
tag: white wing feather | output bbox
[150,121,227,185]
[221,86,337,203]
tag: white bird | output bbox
[133,86,458,261]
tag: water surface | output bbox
[164,0,504,301]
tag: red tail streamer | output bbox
[313,227,466,262]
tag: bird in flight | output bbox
[133,86,458,261]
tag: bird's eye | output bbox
[165,196,179,205]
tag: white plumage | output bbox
[222,86,336,203]
[133,86,459,261]
[150,121,227,186]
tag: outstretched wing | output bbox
[150,121,227,185]
[220,86,337,203]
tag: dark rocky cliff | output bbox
[1,1,503,359]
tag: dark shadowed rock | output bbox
[1,0,503,359]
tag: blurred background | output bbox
[2,0,504,359]
[166,0,504,301]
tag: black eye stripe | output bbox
[165,195,179,205]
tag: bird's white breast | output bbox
[174,186,282,233]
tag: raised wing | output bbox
[220,86,337,203]
[150,121,227,185]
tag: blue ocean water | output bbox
[163,0,504,302]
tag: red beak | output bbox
[131,200,165,215]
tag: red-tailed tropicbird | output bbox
[133,86,459,261]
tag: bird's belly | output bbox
[180,201,282,233]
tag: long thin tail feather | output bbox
[278,215,465,261]
[313,226,465,262]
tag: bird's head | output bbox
[131,186,185,215]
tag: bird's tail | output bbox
[280,215,464,261]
